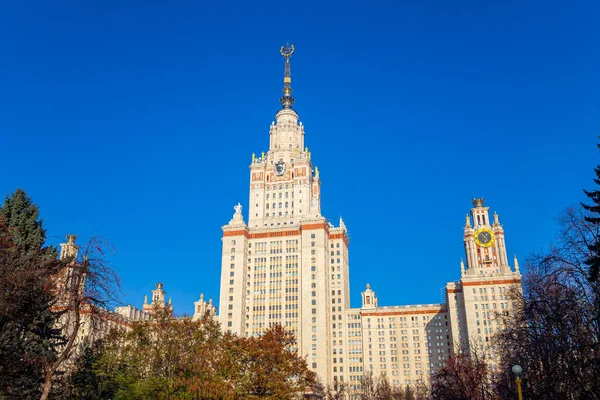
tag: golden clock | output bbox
[474,228,495,247]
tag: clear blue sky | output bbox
[1,1,598,315]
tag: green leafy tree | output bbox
[92,313,315,399]
[66,340,118,400]
[0,189,63,399]
[95,310,237,399]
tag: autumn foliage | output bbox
[69,310,316,399]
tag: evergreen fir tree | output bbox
[0,189,63,398]
[583,143,600,282]
[0,188,47,253]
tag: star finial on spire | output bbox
[279,43,295,109]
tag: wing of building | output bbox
[53,236,217,361]
[218,45,522,390]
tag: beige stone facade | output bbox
[346,285,452,391]
[218,48,522,390]
[446,199,522,364]
[54,236,217,364]
[218,130,350,383]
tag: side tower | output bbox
[446,198,521,359]
[193,293,217,320]
[218,45,351,385]
[463,198,510,275]
[142,283,172,315]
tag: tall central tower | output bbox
[218,45,350,384]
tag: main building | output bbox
[218,45,521,390]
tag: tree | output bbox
[0,189,63,399]
[92,314,316,399]
[354,372,377,399]
[0,188,48,254]
[90,308,235,399]
[373,377,393,400]
[40,236,121,400]
[347,373,427,400]
[93,308,197,399]
[402,385,416,400]
[229,325,316,399]
[494,206,600,399]
[65,339,118,399]
[94,309,226,399]
[429,349,492,400]
[323,380,345,400]
[583,141,600,281]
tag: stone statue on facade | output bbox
[229,202,245,225]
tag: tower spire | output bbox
[279,43,295,109]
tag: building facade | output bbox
[218,44,350,383]
[53,235,217,360]
[218,45,522,389]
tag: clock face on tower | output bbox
[275,160,286,176]
[474,228,495,247]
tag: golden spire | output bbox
[279,43,295,109]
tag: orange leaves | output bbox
[95,319,315,399]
